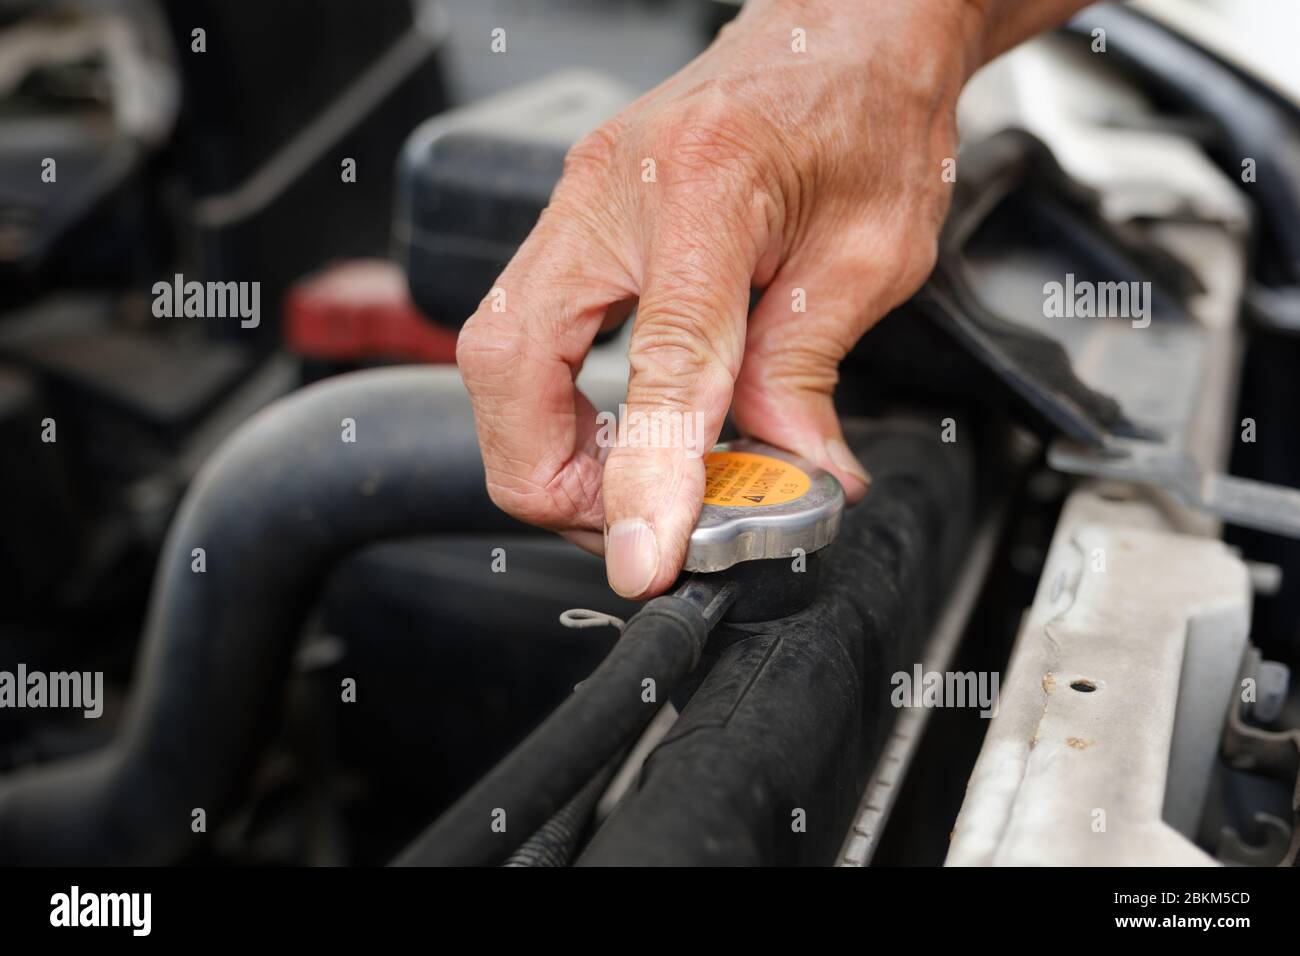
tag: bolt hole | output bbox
[1070,679,1098,693]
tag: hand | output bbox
[456,0,1085,598]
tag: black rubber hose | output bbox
[575,419,976,865]
[0,366,523,865]
[503,751,623,867]
[392,580,734,867]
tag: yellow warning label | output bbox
[702,450,811,508]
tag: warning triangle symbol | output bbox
[743,494,765,503]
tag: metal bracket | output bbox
[1049,437,1300,540]
[1222,648,1300,867]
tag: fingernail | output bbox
[606,518,658,598]
[825,438,871,490]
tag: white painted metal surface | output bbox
[946,493,1252,866]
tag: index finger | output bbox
[455,202,634,534]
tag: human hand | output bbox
[456,0,1088,598]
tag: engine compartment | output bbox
[1,0,1298,873]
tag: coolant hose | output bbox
[0,366,522,864]
[393,578,734,866]
[503,751,623,867]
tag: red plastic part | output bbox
[284,259,459,363]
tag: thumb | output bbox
[601,242,753,599]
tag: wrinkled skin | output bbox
[455,0,1091,598]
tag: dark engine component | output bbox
[396,70,631,328]
[0,366,518,864]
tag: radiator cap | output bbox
[685,439,844,573]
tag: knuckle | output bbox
[834,244,881,284]
[628,320,732,411]
[601,445,677,503]
[453,318,488,372]
[648,97,765,189]
[562,120,623,183]
[483,476,521,515]
[751,334,843,391]
[837,220,940,313]
[632,338,712,390]
[651,118,738,171]
[484,458,598,530]
[634,311,721,373]
[483,476,554,527]
[455,313,520,381]
[894,231,940,293]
